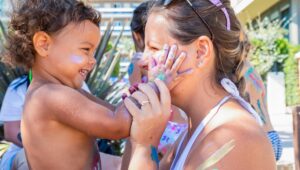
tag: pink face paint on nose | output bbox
[70,55,84,64]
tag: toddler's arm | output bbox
[33,84,131,139]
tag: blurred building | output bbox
[233,0,300,45]
[87,0,144,37]
[0,0,12,18]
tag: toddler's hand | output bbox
[148,44,193,90]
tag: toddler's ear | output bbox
[33,31,51,57]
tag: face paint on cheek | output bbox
[70,55,84,64]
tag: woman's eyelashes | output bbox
[149,46,160,52]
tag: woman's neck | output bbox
[181,80,228,138]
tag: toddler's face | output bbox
[47,20,100,89]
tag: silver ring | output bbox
[140,100,150,106]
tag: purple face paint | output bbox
[141,75,148,83]
[70,55,84,64]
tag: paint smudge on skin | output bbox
[245,66,254,78]
[249,74,264,93]
[245,66,266,96]
[70,55,84,64]
[156,72,166,81]
[257,100,267,124]
[128,63,134,76]
[141,75,148,83]
[197,140,235,170]
[177,68,193,75]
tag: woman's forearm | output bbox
[129,144,158,170]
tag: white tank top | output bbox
[170,78,263,170]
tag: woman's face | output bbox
[144,13,203,102]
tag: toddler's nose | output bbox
[89,57,96,68]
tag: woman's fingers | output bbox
[138,83,160,113]
[154,79,171,113]
[124,98,140,118]
[131,91,152,112]
[149,55,157,69]
[165,45,178,69]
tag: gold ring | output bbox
[140,100,150,106]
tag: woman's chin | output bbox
[170,91,180,105]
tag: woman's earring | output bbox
[196,50,202,59]
[198,60,204,67]
[197,50,203,67]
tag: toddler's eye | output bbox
[81,47,91,53]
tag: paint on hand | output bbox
[156,72,166,81]
[128,63,134,76]
[70,55,84,64]
[151,145,159,167]
[141,76,148,83]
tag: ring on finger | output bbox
[140,100,150,106]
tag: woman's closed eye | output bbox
[146,41,162,52]
[150,47,160,51]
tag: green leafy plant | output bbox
[246,17,300,106]
[246,18,289,79]
[283,45,300,106]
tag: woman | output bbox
[125,1,188,158]
[124,0,276,169]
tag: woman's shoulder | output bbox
[185,100,276,169]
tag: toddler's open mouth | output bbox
[79,69,89,79]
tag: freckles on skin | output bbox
[70,55,84,64]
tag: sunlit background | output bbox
[0,0,299,169]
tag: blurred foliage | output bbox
[283,45,300,106]
[246,17,300,106]
[111,58,120,77]
[247,18,289,79]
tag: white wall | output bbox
[267,72,286,114]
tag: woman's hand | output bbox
[124,79,171,147]
[148,44,193,90]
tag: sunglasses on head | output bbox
[159,0,231,40]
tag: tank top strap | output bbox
[171,78,264,169]
[220,78,264,126]
[171,96,231,170]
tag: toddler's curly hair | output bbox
[4,0,101,69]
